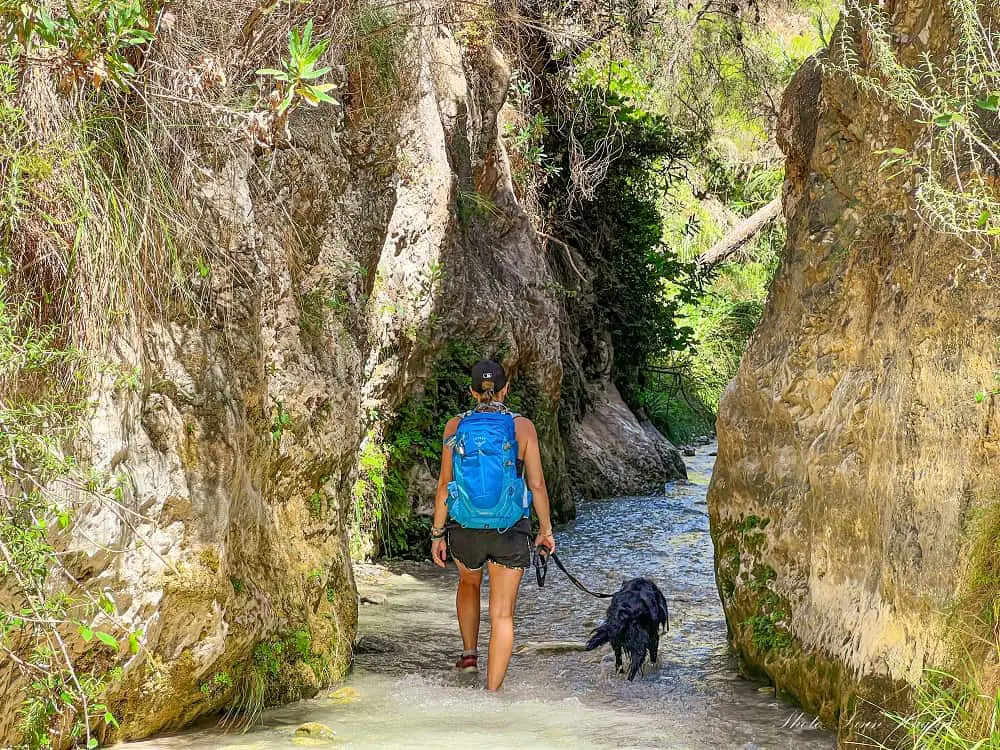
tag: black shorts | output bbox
[447,518,532,570]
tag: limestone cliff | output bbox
[0,3,684,745]
[708,1,1000,745]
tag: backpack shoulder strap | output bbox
[445,411,473,449]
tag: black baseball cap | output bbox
[471,359,507,394]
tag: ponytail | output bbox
[479,378,496,402]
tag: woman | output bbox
[430,359,556,691]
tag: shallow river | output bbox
[130,445,835,749]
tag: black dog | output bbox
[585,577,669,680]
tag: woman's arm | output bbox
[519,419,556,552]
[431,416,461,567]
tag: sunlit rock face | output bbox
[708,1,1000,745]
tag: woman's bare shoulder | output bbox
[513,415,537,440]
[443,415,463,437]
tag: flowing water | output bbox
[130,445,836,749]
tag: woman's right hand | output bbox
[431,538,448,567]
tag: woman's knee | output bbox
[488,600,515,622]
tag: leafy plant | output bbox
[974,373,1000,404]
[2,0,155,90]
[199,671,233,697]
[257,21,338,115]
[343,5,411,117]
[351,429,389,559]
[546,61,701,407]
[834,0,1000,245]
[270,403,293,442]
[0,302,143,748]
[871,670,1000,749]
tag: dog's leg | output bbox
[613,644,624,674]
[649,630,659,663]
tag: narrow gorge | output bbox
[2,0,999,747]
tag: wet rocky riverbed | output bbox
[129,444,835,749]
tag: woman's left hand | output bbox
[534,529,556,554]
[431,537,448,568]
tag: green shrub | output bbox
[873,670,1000,750]
[547,60,701,408]
[835,0,1000,243]
[343,2,411,118]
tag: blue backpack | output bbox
[446,410,531,530]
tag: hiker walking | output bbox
[430,359,556,690]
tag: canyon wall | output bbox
[708,1,1000,745]
[0,4,683,745]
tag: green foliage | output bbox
[743,559,791,652]
[378,340,480,558]
[0,299,140,750]
[643,160,783,443]
[199,671,233,697]
[308,490,325,518]
[745,589,793,652]
[343,3,410,117]
[257,20,339,114]
[504,74,561,197]
[1,0,155,90]
[383,516,432,561]
[270,402,293,442]
[291,629,311,661]
[252,639,284,678]
[639,385,713,446]
[351,429,389,559]
[578,0,825,441]
[456,189,501,225]
[0,33,187,745]
[226,627,327,729]
[974,372,1000,404]
[549,61,700,406]
[964,500,1000,630]
[872,670,1000,749]
[713,513,791,654]
[836,0,1000,243]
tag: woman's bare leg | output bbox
[455,559,483,652]
[485,562,524,690]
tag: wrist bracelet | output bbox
[431,526,446,540]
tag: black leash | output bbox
[534,547,614,599]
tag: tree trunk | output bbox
[697,197,782,268]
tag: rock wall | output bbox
[568,383,686,500]
[708,1,1000,745]
[0,4,684,745]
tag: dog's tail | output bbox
[625,621,650,681]
[585,623,611,651]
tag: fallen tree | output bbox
[697,197,781,268]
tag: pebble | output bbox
[327,686,360,704]
[294,722,336,742]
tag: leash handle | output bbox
[534,544,550,588]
